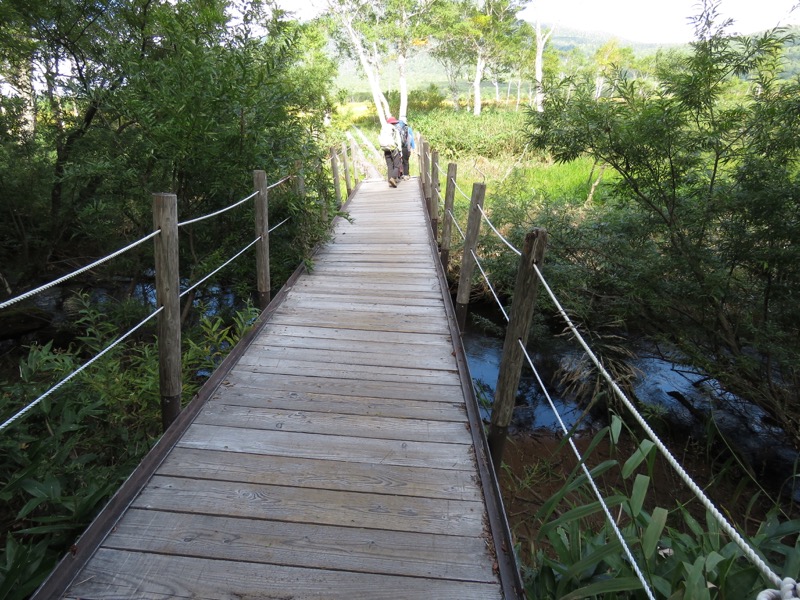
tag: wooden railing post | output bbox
[341,141,352,198]
[253,170,270,310]
[350,138,360,187]
[330,146,342,207]
[152,192,181,432]
[417,135,425,181]
[455,183,486,330]
[421,140,431,218]
[440,162,458,270]
[430,149,440,241]
[488,228,548,469]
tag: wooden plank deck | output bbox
[36,178,520,599]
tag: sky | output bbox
[275,0,799,44]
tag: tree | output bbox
[430,0,524,116]
[0,0,337,292]
[528,0,800,437]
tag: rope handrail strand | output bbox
[269,216,291,234]
[447,209,466,241]
[0,231,161,312]
[532,262,783,589]
[452,177,471,202]
[0,306,164,433]
[178,191,259,228]
[178,217,290,299]
[477,205,522,257]
[470,249,509,322]
[180,237,261,299]
[518,339,657,600]
[177,175,292,229]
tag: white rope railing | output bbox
[447,209,466,241]
[478,205,522,257]
[0,306,164,432]
[532,262,783,589]
[452,177,471,202]
[269,216,291,234]
[180,237,261,299]
[452,195,790,593]
[470,249,509,322]
[178,191,259,228]
[0,231,160,311]
[518,338,657,600]
[177,174,292,228]
[179,217,290,299]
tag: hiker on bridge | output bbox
[379,116,402,188]
[397,116,415,181]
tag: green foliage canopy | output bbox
[528,1,800,438]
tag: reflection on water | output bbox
[461,324,593,434]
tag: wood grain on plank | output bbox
[193,403,473,444]
[133,475,485,536]
[157,447,482,501]
[102,509,496,582]
[65,549,503,600]
[177,424,476,470]
[209,387,466,421]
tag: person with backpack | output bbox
[379,116,402,188]
[397,116,415,181]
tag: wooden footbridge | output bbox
[33,177,522,599]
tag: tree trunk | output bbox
[473,52,485,116]
[534,22,552,112]
[341,14,387,122]
[398,49,408,119]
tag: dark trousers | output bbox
[384,149,400,180]
[401,148,411,177]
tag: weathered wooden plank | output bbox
[222,371,466,403]
[284,291,443,307]
[158,447,482,501]
[257,323,453,346]
[209,387,466,422]
[250,331,452,357]
[238,344,456,372]
[65,549,503,600]
[287,280,443,299]
[308,264,435,275]
[133,475,485,536]
[268,309,451,334]
[102,509,496,582]
[194,403,473,444]
[280,296,445,317]
[232,357,459,386]
[177,424,476,470]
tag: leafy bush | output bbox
[522,417,800,599]
[0,294,259,599]
[414,107,527,160]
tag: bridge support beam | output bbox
[488,228,548,470]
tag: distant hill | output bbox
[545,24,680,55]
